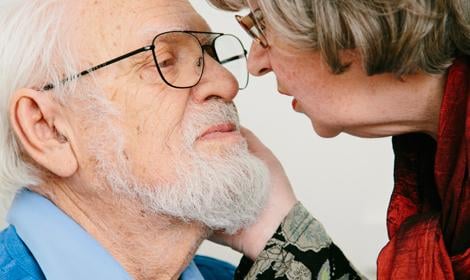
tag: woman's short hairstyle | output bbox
[207,0,470,76]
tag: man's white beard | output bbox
[92,100,269,234]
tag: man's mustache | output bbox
[183,101,240,143]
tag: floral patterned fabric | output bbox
[235,203,365,280]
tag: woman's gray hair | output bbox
[207,0,470,76]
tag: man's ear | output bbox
[9,88,78,177]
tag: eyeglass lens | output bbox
[152,32,248,89]
[214,35,248,89]
[152,32,203,88]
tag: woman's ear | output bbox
[9,88,78,177]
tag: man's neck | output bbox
[37,183,208,280]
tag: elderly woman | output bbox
[207,0,470,279]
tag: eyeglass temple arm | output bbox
[43,45,154,91]
[218,50,248,65]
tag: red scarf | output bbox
[378,56,470,279]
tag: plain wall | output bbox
[192,1,395,279]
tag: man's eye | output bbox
[195,56,203,68]
[157,50,178,70]
[157,54,176,69]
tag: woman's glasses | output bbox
[236,8,268,48]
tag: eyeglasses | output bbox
[43,31,249,91]
[236,8,268,48]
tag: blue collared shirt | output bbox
[1,189,234,280]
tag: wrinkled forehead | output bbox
[74,0,209,58]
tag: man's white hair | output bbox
[0,0,78,215]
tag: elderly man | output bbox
[0,0,269,279]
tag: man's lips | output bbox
[198,123,238,140]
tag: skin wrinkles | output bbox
[255,37,445,138]
[39,1,243,279]
[239,2,445,138]
[74,4,213,150]
[100,50,199,164]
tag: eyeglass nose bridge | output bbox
[235,14,268,48]
[202,44,219,62]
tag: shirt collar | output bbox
[7,189,204,280]
[181,261,205,279]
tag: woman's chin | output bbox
[311,121,342,138]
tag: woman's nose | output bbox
[247,41,272,77]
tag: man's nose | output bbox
[191,53,239,104]
[247,42,272,76]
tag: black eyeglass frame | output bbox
[43,31,249,91]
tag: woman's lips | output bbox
[198,123,238,140]
[278,89,291,96]
[278,88,302,113]
[292,99,298,110]
[292,98,304,113]
[278,89,300,112]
